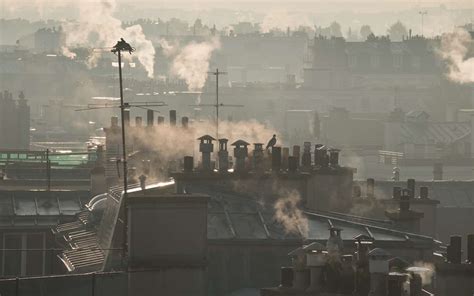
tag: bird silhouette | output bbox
[266,134,277,150]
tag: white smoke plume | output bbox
[407,261,435,286]
[161,38,221,94]
[439,28,474,84]
[273,190,309,238]
[58,0,155,78]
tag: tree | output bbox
[360,25,373,41]
[388,21,408,41]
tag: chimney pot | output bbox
[183,156,194,172]
[124,110,130,126]
[448,235,462,264]
[272,146,282,173]
[157,116,165,125]
[292,145,301,167]
[353,185,361,198]
[366,178,375,199]
[288,156,298,172]
[135,116,142,127]
[111,116,119,127]
[419,186,428,199]
[407,179,415,199]
[467,234,474,264]
[170,110,177,126]
[182,117,189,128]
[147,110,154,126]
[280,267,294,288]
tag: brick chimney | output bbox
[157,116,165,125]
[301,142,312,171]
[146,109,154,127]
[385,189,424,233]
[169,110,177,126]
[271,146,282,173]
[316,145,329,168]
[292,145,300,168]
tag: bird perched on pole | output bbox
[266,134,277,150]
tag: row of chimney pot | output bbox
[110,109,189,128]
[354,178,430,200]
[192,136,341,173]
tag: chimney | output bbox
[198,135,215,172]
[367,178,375,199]
[303,242,326,292]
[329,148,340,167]
[467,234,474,264]
[282,147,289,171]
[293,145,300,168]
[447,235,462,264]
[388,273,407,296]
[407,179,415,199]
[111,116,119,127]
[392,186,401,199]
[314,144,324,166]
[146,109,154,127]
[157,116,165,125]
[301,142,312,171]
[368,248,391,296]
[400,189,410,212]
[280,267,293,288]
[124,109,130,126]
[169,110,177,126]
[183,156,194,173]
[182,117,189,129]
[288,247,310,290]
[218,139,229,173]
[433,163,443,180]
[135,116,143,127]
[419,187,428,199]
[288,156,297,173]
[232,140,250,173]
[272,146,282,173]
[317,145,329,167]
[409,273,422,296]
[353,185,361,198]
[253,143,264,173]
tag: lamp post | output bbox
[419,11,428,36]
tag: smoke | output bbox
[55,0,155,78]
[160,38,221,99]
[273,190,309,238]
[407,261,435,286]
[439,28,474,84]
[260,10,314,33]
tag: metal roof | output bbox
[400,121,471,145]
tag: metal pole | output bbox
[216,68,219,141]
[46,149,51,191]
[91,272,96,296]
[117,49,129,265]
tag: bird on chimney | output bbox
[266,134,277,150]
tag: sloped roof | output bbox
[400,122,471,145]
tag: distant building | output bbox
[0,90,30,149]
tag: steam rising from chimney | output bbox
[274,190,309,238]
[439,28,474,84]
[160,38,221,102]
[60,0,155,78]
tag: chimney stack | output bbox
[232,140,250,173]
[147,110,154,127]
[367,178,375,199]
[272,146,282,173]
[157,116,165,125]
[447,235,462,264]
[218,139,229,173]
[124,109,130,126]
[198,135,215,172]
[368,248,391,296]
[409,273,422,296]
[303,242,326,292]
[282,147,289,171]
[419,187,428,199]
[135,116,143,127]
[317,145,329,167]
[301,142,312,171]
[293,145,300,168]
[253,143,264,173]
[111,116,119,127]
[314,144,324,166]
[169,110,177,126]
[407,179,415,199]
[353,185,362,198]
[288,156,297,173]
[329,148,340,167]
[182,117,189,129]
[467,234,474,264]
[280,267,293,288]
[183,156,194,172]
